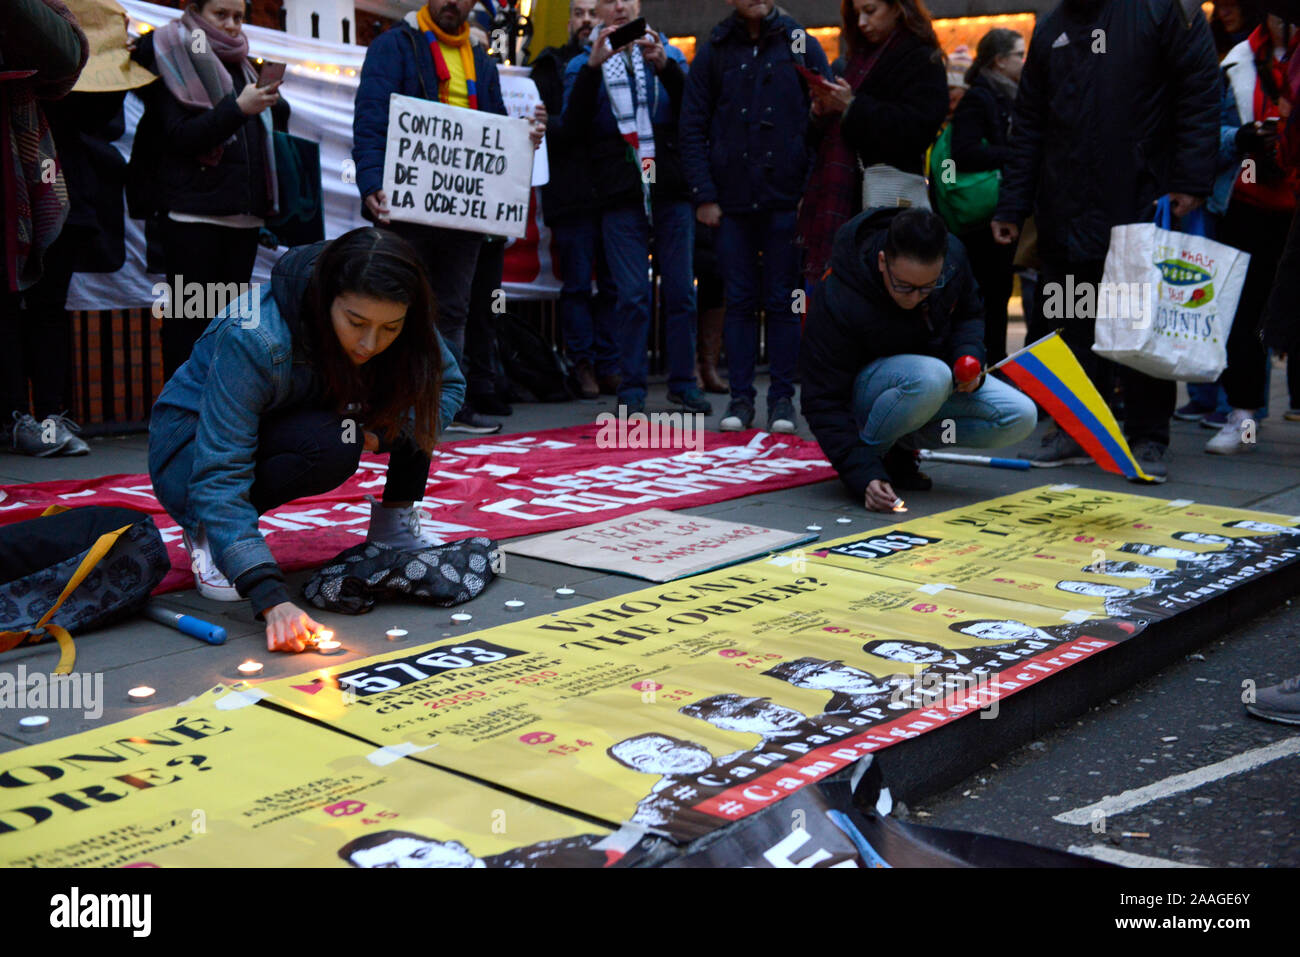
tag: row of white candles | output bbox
[22,586,587,724]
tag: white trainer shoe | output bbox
[1204,409,1257,455]
[182,528,241,601]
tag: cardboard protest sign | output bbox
[382,92,533,238]
[0,686,650,867]
[498,66,548,186]
[503,509,817,581]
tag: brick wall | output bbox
[71,310,164,433]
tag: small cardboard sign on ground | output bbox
[503,508,817,582]
[382,92,532,238]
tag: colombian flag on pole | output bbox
[995,332,1154,482]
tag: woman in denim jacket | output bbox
[149,228,465,651]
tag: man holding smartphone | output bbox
[562,0,709,417]
[679,0,830,435]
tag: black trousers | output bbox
[247,407,431,514]
[961,225,1016,366]
[1041,259,1176,446]
[464,237,509,401]
[160,218,260,381]
[1216,198,1291,411]
[0,227,79,418]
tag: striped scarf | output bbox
[418,8,478,109]
[601,44,656,221]
[152,11,278,212]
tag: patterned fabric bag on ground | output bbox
[0,506,170,672]
[303,537,501,614]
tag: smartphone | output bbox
[607,16,647,52]
[794,63,834,90]
[257,60,286,88]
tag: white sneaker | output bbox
[182,528,241,601]
[1205,409,1257,455]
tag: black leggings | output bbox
[160,218,261,382]
[1217,198,1291,411]
[248,407,431,514]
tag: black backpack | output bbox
[0,506,171,673]
[497,313,576,403]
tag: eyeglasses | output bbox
[883,257,947,296]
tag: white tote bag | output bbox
[1093,200,1250,382]
[862,164,932,211]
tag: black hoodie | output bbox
[798,208,985,500]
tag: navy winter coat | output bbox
[678,11,829,214]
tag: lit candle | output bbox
[315,639,343,655]
[237,660,264,676]
[127,686,156,702]
[504,599,526,610]
[451,613,473,624]
[18,715,48,731]
[386,628,409,640]
[554,587,576,598]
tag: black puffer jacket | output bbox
[799,208,985,500]
[129,31,287,219]
[837,28,948,176]
[530,38,597,225]
[994,0,1219,265]
[949,71,1015,174]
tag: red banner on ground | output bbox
[0,427,833,594]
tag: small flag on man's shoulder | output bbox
[994,332,1154,482]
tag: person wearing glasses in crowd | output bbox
[800,207,1036,512]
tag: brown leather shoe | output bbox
[697,306,728,394]
[597,373,622,396]
[574,360,599,399]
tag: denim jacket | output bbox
[148,242,466,615]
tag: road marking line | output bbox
[1054,737,1300,825]
[1067,845,1201,868]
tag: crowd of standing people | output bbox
[7,0,1300,514]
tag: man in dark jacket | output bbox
[991,0,1220,482]
[352,0,542,432]
[679,0,829,435]
[562,0,709,416]
[800,208,1037,512]
[530,0,619,398]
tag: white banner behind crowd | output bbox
[67,0,560,310]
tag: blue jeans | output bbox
[602,200,698,402]
[715,209,801,404]
[553,217,619,374]
[850,355,1037,459]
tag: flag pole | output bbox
[988,329,1066,372]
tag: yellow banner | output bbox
[257,486,1300,840]
[0,687,641,867]
[7,487,1297,854]
[803,486,1300,620]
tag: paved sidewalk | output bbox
[2,346,1297,865]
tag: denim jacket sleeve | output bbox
[190,318,287,590]
[437,327,466,432]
